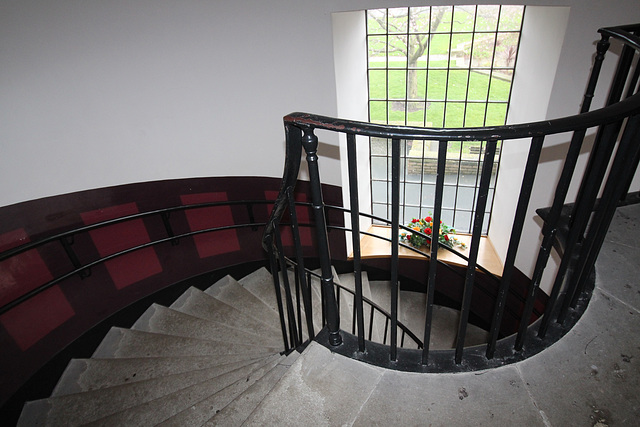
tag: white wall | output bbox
[1,0,639,211]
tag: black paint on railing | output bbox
[263,23,640,372]
[0,200,275,316]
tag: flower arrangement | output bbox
[400,215,466,249]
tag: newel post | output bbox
[301,126,342,346]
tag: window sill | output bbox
[350,225,503,278]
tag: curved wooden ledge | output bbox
[351,225,504,278]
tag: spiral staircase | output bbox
[14,203,640,425]
[16,264,495,426]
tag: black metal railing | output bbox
[263,23,640,370]
[0,200,271,316]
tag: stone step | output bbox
[240,267,320,342]
[336,271,383,343]
[132,303,281,348]
[170,287,280,336]
[92,327,279,359]
[398,288,489,349]
[81,355,282,426]
[157,353,289,426]
[203,351,300,426]
[18,354,278,426]
[205,275,282,328]
[51,355,266,397]
[243,343,383,426]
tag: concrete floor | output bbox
[247,203,640,426]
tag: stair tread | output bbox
[205,275,281,327]
[204,364,289,425]
[337,271,383,342]
[80,355,282,427]
[171,287,281,336]
[132,303,281,347]
[18,352,280,426]
[52,355,268,397]
[156,355,285,426]
[92,327,279,359]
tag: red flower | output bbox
[412,218,418,223]
[425,227,432,235]
[425,216,432,222]
[444,235,449,241]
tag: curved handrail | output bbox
[283,90,640,141]
[0,200,273,316]
[262,23,640,370]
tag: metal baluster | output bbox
[571,36,631,220]
[347,133,366,352]
[538,121,621,338]
[267,233,290,352]
[455,139,497,364]
[486,136,543,359]
[275,227,300,348]
[515,36,611,351]
[390,138,401,361]
[422,140,447,365]
[287,188,315,339]
[301,126,341,346]
[565,114,640,313]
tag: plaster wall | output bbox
[2,0,639,209]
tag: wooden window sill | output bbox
[350,225,504,278]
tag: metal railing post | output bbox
[300,126,342,346]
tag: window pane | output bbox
[486,103,508,126]
[453,210,472,232]
[498,6,524,31]
[404,183,421,205]
[409,7,430,33]
[464,103,487,127]
[367,9,387,34]
[471,34,496,68]
[425,102,445,127]
[441,209,455,226]
[450,33,473,68]
[388,101,406,124]
[371,157,388,180]
[369,101,387,123]
[388,7,409,34]
[442,185,457,209]
[452,5,475,32]
[404,206,422,224]
[370,138,388,155]
[407,69,427,100]
[468,72,490,101]
[407,102,426,126]
[444,102,465,127]
[373,203,388,220]
[388,70,406,99]
[368,35,387,68]
[429,34,450,60]
[431,6,452,33]
[372,180,388,203]
[427,70,447,100]
[369,70,386,99]
[488,71,511,101]
[388,34,408,68]
[420,184,436,206]
[494,32,520,68]
[446,70,469,100]
[475,5,500,32]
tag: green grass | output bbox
[368,60,512,127]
